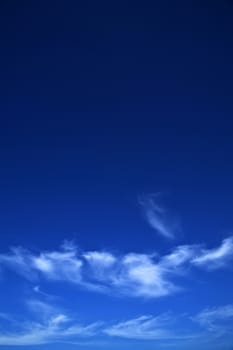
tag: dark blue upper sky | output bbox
[1,1,233,349]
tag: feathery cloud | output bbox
[104,314,175,340]
[0,300,100,346]
[139,194,179,239]
[1,300,233,346]
[193,304,233,334]
[191,237,233,269]
[0,237,233,299]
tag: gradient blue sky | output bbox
[1,1,233,349]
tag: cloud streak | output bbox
[0,300,100,346]
[191,237,233,269]
[103,314,191,340]
[2,302,233,346]
[193,304,233,334]
[139,194,179,239]
[0,237,233,299]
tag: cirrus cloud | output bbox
[0,237,233,299]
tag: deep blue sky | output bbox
[1,1,233,349]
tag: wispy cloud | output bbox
[0,237,233,299]
[0,247,37,281]
[0,304,195,345]
[0,300,100,346]
[104,306,233,345]
[191,237,233,269]
[33,285,57,299]
[139,194,179,239]
[193,304,233,334]
[103,314,188,340]
[1,300,233,346]
[112,253,178,298]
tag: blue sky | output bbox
[1,1,233,349]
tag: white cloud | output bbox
[27,299,57,320]
[0,306,192,346]
[160,245,198,268]
[103,314,196,341]
[104,305,233,342]
[83,251,116,267]
[1,301,233,346]
[0,247,37,280]
[0,238,233,299]
[33,285,54,298]
[83,251,116,282]
[0,319,100,346]
[0,243,178,298]
[191,237,233,269]
[193,304,233,334]
[112,253,178,298]
[32,249,83,283]
[104,315,172,340]
[139,194,179,239]
[0,300,100,346]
